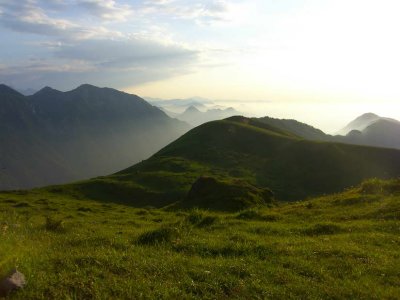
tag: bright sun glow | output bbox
[1,0,400,131]
[127,0,400,132]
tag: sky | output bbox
[0,0,400,132]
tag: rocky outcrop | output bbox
[0,269,26,297]
[184,176,274,211]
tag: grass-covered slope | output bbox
[256,115,331,141]
[1,179,399,299]
[68,116,400,206]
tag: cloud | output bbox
[0,37,198,90]
[0,60,195,91]
[55,38,197,67]
[77,0,134,21]
[0,0,206,90]
[0,0,123,39]
[141,0,232,25]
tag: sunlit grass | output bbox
[0,180,399,299]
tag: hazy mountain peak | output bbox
[0,84,23,96]
[34,86,61,96]
[72,84,104,93]
[184,105,201,113]
[358,112,380,119]
[71,84,136,98]
[338,112,382,135]
[76,83,99,90]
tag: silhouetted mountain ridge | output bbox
[257,113,400,150]
[0,84,189,190]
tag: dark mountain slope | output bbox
[0,86,76,189]
[0,84,189,190]
[256,114,400,150]
[256,116,331,141]
[28,84,189,178]
[64,116,400,207]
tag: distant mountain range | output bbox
[337,112,383,135]
[147,97,241,126]
[258,113,400,150]
[148,98,400,148]
[146,97,214,111]
[2,82,400,194]
[0,84,189,190]
[337,113,400,149]
[177,105,240,127]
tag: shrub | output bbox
[360,178,400,195]
[185,209,218,227]
[303,223,343,236]
[184,176,274,211]
[44,216,65,232]
[186,209,204,225]
[237,209,264,220]
[197,216,218,227]
[13,202,30,208]
[136,226,180,245]
[236,209,280,221]
[77,207,93,212]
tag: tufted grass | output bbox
[0,180,399,299]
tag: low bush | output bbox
[44,216,65,232]
[136,226,180,245]
[185,209,218,227]
[303,223,344,236]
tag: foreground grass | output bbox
[0,180,400,299]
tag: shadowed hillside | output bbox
[0,84,189,190]
[59,116,400,207]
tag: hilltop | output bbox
[49,116,400,209]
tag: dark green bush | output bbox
[236,209,280,221]
[185,209,218,227]
[44,216,65,232]
[303,223,343,236]
[136,226,180,245]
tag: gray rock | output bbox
[0,269,26,297]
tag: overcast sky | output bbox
[1,0,400,131]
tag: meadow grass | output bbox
[0,180,399,299]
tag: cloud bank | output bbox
[0,0,232,90]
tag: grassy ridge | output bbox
[0,179,399,299]
[60,117,400,208]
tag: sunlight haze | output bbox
[1,0,399,131]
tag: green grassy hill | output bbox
[59,116,400,208]
[2,116,400,298]
[1,178,399,299]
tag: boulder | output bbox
[184,176,274,211]
[0,269,26,297]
